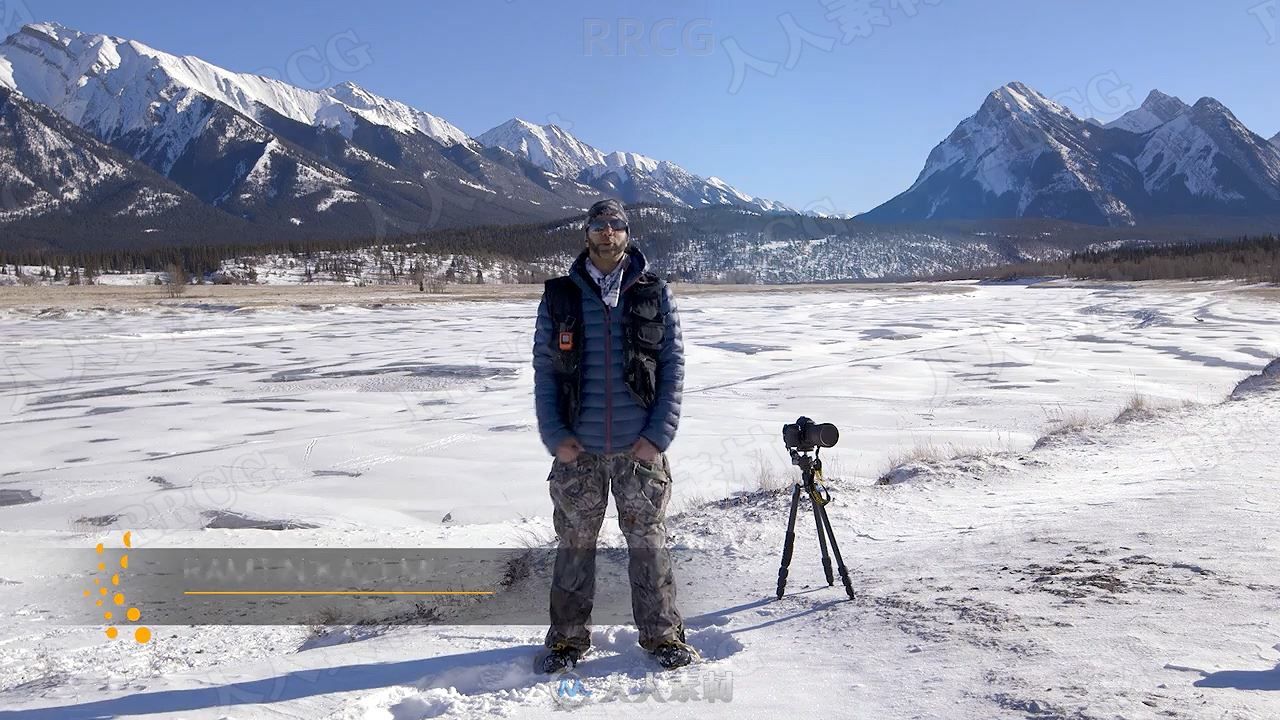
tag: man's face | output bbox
[586,213,628,260]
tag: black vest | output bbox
[543,271,667,430]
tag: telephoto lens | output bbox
[806,421,838,448]
[782,416,839,449]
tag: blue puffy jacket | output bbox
[532,245,684,456]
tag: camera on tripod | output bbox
[776,416,854,600]
[781,416,839,452]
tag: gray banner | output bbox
[26,547,780,626]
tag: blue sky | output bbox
[18,0,1280,214]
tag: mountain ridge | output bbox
[862,81,1280,226]
[0,21,791,247]
[476,117,791,213]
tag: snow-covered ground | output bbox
[1,281,1278,718]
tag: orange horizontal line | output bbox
[183,590,494,596]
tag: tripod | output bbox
[776,446,855,599]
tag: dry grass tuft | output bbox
[875,440,1003,485]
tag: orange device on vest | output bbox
[558,328,574,351]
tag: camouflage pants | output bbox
[545,451,684,653]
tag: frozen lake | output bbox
[2,281,1276,533]
[2,280,1279,719]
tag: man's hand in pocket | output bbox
[555,437,585,464]
[629,436,660,464]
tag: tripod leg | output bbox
[776,484,803,599]
[817,504,855,599]
[811,498,834,586]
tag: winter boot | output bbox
[651,640,700,670]
[537,642,586,674]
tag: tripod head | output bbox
[783,417,838,506]
[788,446,831,507]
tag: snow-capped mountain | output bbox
[1270,132,1279,149]
[863,82,1280,226]
[0,85,137,221]
[1107,91,1280,215]
[861,82,1143,226]
[0,22,791,247]
[478,118,792,213]
[321,81,471,147]
[1104,90,1190,134]
[0,21,597,237]
[0,85,243,247]
[477,119,606,178]
[1136,97,1280,214]
[0,23,470,149]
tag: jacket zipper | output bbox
[594,265,642,456]
[603,304,612,454]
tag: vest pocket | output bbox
[636,322,664,348]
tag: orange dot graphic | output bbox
[95,542,103,554]
[111,574,120,586]
[113,592,125,605]
[126,607,141,622]
[119,555,129,569]
[97,562,105,571]
[95,599,103,607]
[94,578,100,585]
[105,627,117,639]
[123,531,132,548]
[104,611,113,620]
[99,587,107,595]
[135,627,151,643]
[83,589,90,597]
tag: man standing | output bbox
[531,198,695,672]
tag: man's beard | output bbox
[588,237,626,262]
